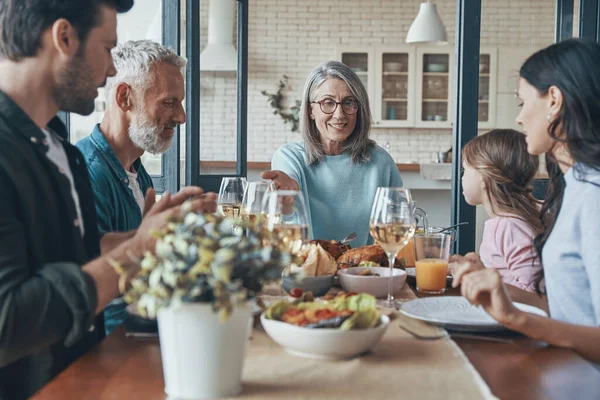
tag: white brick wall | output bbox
[196,0,555,164]
[70,0,556,172]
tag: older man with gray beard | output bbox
[76,39,186,334]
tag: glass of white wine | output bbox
[262,190,310,255]
[217,177,247,218]
[240,180,274,224]
[369,187,416,308]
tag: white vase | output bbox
[157,303,253,399]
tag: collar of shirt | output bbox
[0,90,67,154]
[89,124,144,186]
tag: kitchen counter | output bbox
[200,161,421,171]
[200,161,548,179]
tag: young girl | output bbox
[458,129,543,293]
[453,38,600,364]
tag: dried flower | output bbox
[115,212,293,319]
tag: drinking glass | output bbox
[414,232,453,294]
[262,190,310,255]
[369,187,416,308]
[217,177,247,218]
[240,180,275,224]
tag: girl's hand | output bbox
[459,268,524,327]
[450,252,486,286]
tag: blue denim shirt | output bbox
[76,124,153,334]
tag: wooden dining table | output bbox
[33,286,600,400]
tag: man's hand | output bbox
[142,186,214,217]
[133,194,217,254]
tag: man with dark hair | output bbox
[0,1,216,399]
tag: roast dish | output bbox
[304,238,412,273]
[308,239,351,260]
[336,245,407,269]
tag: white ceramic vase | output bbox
[157,303,253,399]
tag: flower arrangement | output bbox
[114,210,292,320]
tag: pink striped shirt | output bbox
[479,216,542,292]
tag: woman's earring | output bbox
[546,114,552,122]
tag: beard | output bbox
[128,110,175,155]
[53,52,100,116]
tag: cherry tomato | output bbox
[347,292,358,296]
[289,288,304,298]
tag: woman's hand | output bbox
[450,252,485,284]
[261,170,299,215]
[454,266,524,328]
[261,170,299,190]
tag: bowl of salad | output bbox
[260,293,390,359]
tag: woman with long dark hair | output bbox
[453,38,600,363]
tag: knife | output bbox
[450,333,513,344]
[125,332,159,339]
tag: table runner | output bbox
[223,283,498,400]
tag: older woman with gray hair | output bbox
[262,61,403,247]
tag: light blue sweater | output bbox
[271,142,403,247]
[543,164,600,328]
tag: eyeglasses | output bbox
[310,99,360,115]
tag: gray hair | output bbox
[105,40,187,104]
[300,61,375,165]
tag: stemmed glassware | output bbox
[240,180,275,224]
[261,190,310,256]
[369,187,416,308]
[217,177,247,218]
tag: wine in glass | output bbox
[217,177,247,218]
[240,180,274,224]
[262,190,310,255]
[369,187,416,308]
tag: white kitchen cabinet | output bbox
[415,46,454,128]
[373,46,416,127]
[337,47,376,116]
[477,47,498,129]
[336,46,498,130]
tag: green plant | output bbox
[112,211,292,320]
[261,75,302,132]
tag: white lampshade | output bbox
[406,1,448,44]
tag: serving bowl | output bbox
[337,267,407,298]
[260,313,390,359]
[282,274,334,297]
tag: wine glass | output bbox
[217,177,247,218]
[241,180,274,223]
[261,190,310,256]
[369,187,416,308]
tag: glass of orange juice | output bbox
[414,232,452,294]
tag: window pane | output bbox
[69,0,165,177]
[197,0,239,177]
[476,0,556,248]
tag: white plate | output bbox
[399,296,547,332]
